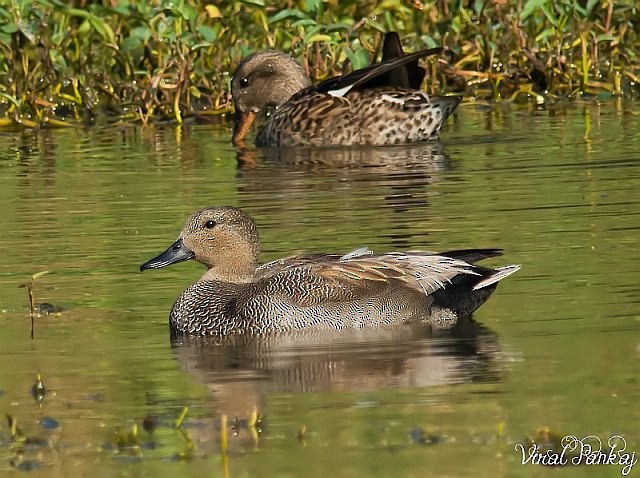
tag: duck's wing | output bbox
[254,249,480,306]
[299,46,442,99]
[320,252,481,296]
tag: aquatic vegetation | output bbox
[107,415,190,461]
[102,406,263,464]
[30,373,47,403]
[4,413,52,471]
[19,271,53,339]
[0,0,638,127]
[19,271,49,316]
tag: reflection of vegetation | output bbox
[0,1,638,126]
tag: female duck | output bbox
[140,206,519,336]
[231,36,460,147]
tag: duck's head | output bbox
[140,206,260,283]
[231,50,311,145]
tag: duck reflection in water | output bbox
[169,321,503,452]
[235,138,452,170]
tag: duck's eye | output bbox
[239,77,249,88]
[204,220,216,229]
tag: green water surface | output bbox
[0,102,639,477]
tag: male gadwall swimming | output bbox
[231,33,461,147]
[140,206,519,336]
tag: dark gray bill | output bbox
[140,238,195,271]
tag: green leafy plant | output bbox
[0,0,638,127]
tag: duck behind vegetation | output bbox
[140,206,519,337]
[231,32,461,147]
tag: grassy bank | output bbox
[0,0,638,127]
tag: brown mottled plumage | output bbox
[140,206,520,337]
[231,33,461,147]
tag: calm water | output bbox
[0,101,639,477]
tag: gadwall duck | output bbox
[231,33,461,147]
[140,206,520,336]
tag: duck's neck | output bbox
[202,254,258,284]
[202,261,256,283]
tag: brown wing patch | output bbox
[321,261,398,282]
[332,253,479,295]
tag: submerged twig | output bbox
[19,271,50,340]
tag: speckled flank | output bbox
[257,90,461,147]
[140,206,520,337]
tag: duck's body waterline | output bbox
[140,206,520,337]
